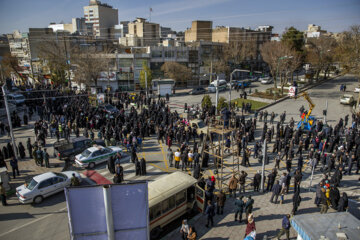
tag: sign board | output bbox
[288,86,297,97]
[65,183,149,240]
[99,71,117,81]
[97,93,105,104]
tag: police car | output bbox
[16,171,81,204]
[75,145,127,169]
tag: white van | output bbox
[208,79,227,93]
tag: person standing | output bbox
[167,148,174,167]
[0,182,7,206]
[43,149,50,168]
[270,180,282,204]
[239,171,248,193]
[27,138,32,158]
[70,173,80,186]
[180,219,189,240]
[234,196,245,223]
[228,174,238,198]
[320,187,329,214]
[276,214,291,240]
[10,157,20,179]
[266,169,276,192]
[245,196,254,221]
[205,200,215,228]
[175,149,181,169]
[18,142,26,159]
[253,171,261,192]
[140,158,147,176]
[337,192,349,212]
[216,190,226,215]
[292,190,302,215]
[244,214,256,238]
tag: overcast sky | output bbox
[0,0,359,35]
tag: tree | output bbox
[201,95,212,110]
[260,41,292,89]
[1,53,25,82]
[306,36,337,80]
[282,27,305,52]
[161,62,192,86]
[139,61,152,89]
[72,47,109,88]
[217,96,228,111]
[212,60,230,78]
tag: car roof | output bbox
[8,93,24,97]
[33,172,57,182]
[86,145,105,152]
[343,94,353,97]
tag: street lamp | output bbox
[204,73,219,114]
[229,69,244,109]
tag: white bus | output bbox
[148,172,205,239]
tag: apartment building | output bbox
[83,0,118,38]
[185,21,212,42]
[120,18,160,47]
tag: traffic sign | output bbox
[288,86,296,97]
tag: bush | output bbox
[255,89,258,93]
[201,95,212,109]
[217,96,229,111]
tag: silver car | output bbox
[16,171,81,204]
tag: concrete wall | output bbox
[185,21,212,42]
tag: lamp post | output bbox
[229,69,243,109]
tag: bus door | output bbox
[195,184,205,212]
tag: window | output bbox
[74,141,85,149]
[175,190,186,206]
[92,150,101,157]
[151,50,162,58]
[38,179,53,189]
[52,177,64,184]
[149,203,162,221]
[162,195,176,214]
[26,179,38,190]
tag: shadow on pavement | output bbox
[0,212,34,221]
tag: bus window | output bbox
[175,190,186,206]
[150,203,162,221]
[162,195,176,214]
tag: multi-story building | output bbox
[120,18,160,47]
[185,21,212,42]
[48,18,93,35]
[7,31,32,76]
[83,0,118,38]
[305,24,327,38]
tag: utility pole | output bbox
[260,139,267,192]
[107,63,110,103]
[215,76,219,115]
[2,84,18,159]
[63,34,71,88]
[229,72,232,110]
[145,71,148,99]
[209,60,213,85]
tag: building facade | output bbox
[185,21,212,42]
[121,18,160,47]
[83,0,118,38]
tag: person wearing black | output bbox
[18,142,26,159]
[205,200,215,228]
[107,156,115,174]
[140,158,146,176]
[293,170,302,192]
[329,185,340,210]
[27,138,32,158]
[234,196,245,223]
[337,192,348,212]
[253,171,261,192]
[135,158,141,176]
[266,169,276,192]
[292,190,302,215]
[216,190,226,215]
[193,163,201,180]
[270,180,282,204]
[10,157,20,179]
[0,182,7,206]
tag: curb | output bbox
[256,75,341,112]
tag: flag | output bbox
[150,7,153,12]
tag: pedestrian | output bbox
[234,195,245,223]
[239,170,247,193]
[175,149,181,169]
[244,214,256,238]
[187,226,197,240]
[320,187,329,214]
[245,195,254,221]
[253,171,261,192]
[270,180,282,204]
[43,149,50,168]
[180,219,189,240]
[10,157,20,179]
[27,138,32,158]
[276,214,291,240]
[108,156,115,174]
[266,169,276,192]
[337,192,348,212]
[205,200,215,228]
[216,190,226,215]
[228,174,238,198]
[70,173,80,186]
[18,142,26,159]
[140,158,147,176]
[0,182,7,206]
[292,190,302,215]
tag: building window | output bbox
[165,50,174,58]
[151,50,162,58]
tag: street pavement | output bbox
[0,74,359,240]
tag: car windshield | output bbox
[27,179,38,190]
[197,121,206,128]
[105,105,114,110]
[81,149,92,158]
[209,84,215,88]
[54,172,67,179]
[15,95,25,99]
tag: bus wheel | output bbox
[150,227,162,240]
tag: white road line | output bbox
[0,206,68,237]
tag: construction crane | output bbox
[292,91,316,131]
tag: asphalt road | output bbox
[0,75,359,240]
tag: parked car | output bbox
[16,171,82,204]
[340,94,354,105]
[54,137,105,160]
[260,76,273,84]
[75,145,129,169]
[98,104,119,114]
[189,87,206,95]
[235,80,252,88]
[189,119,209,136]
[7,93,25,106]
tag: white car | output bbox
[7,93,25,105]
[340,94,354,105]
[260,76,273,84]
[16,171,81,204]
[75,145,128,169]
[354,87,360,93]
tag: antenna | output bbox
[149,7,153,22]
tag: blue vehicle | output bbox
[235,80,251,88]
[292,91,316,131]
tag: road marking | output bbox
[159,141,169,169]
[149,163,169,173]
[0,206,68,237]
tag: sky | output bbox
[0,0,359,35]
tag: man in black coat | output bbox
[253,171,261,192]
[140,158,146,176]
[270,180,282,204]
[266,169,276,192]
[107,156,115,174]
[18,142,26,159]
[329,186,340,210]
[27,138,32,158]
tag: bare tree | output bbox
[306,36,337,80]
[161,62,192,87]
[1,53,25,82]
